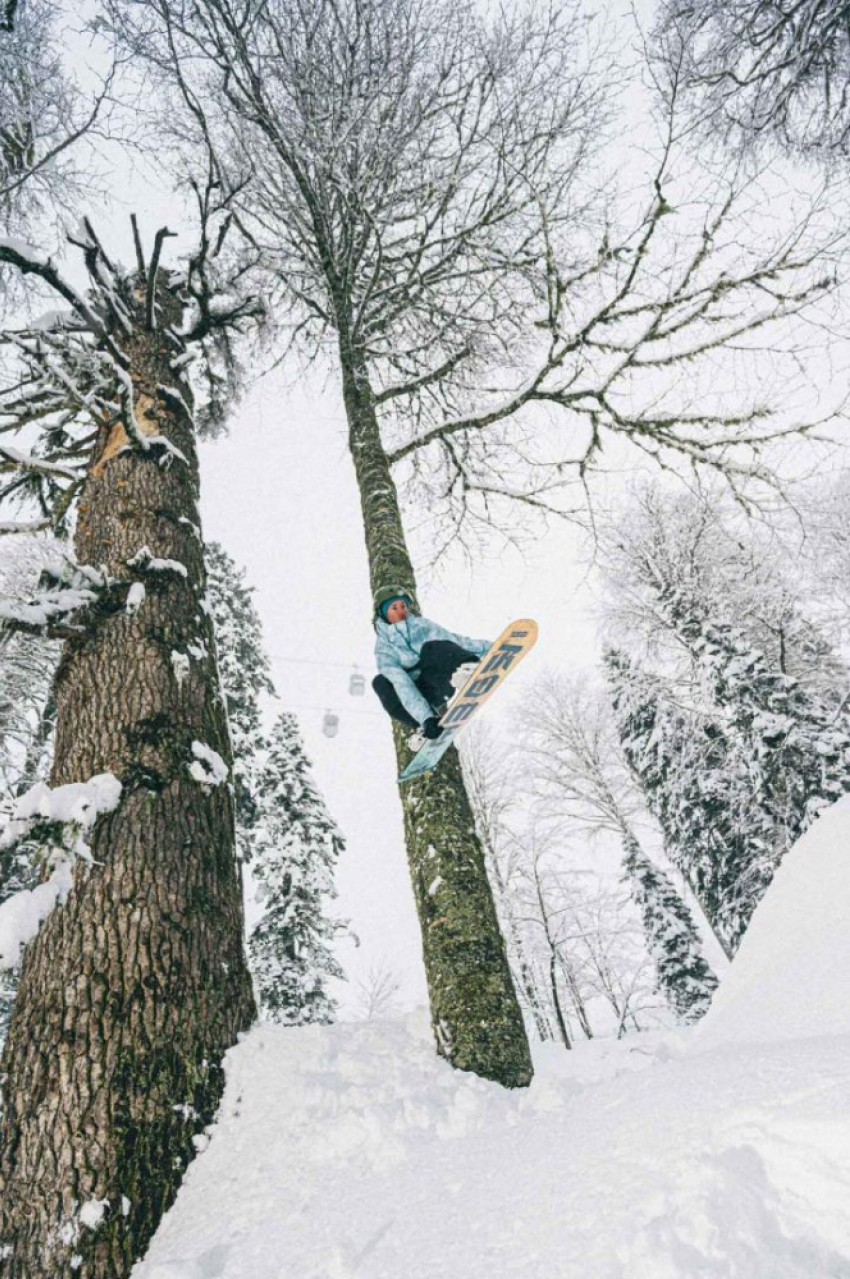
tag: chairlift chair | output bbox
[349,668,366,696]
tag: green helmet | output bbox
[373,584,415,622]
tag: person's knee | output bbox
[419,640,455,664]
[420,640,475,670]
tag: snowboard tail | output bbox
[398,619,538,782]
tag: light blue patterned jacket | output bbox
[374,613,490,725]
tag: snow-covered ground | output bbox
[132,800,850,1279]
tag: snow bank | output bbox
[697,794,850,1050]
[132,1015,850,1279]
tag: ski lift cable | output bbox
[268,654,369,697]
[278,701,383,718]
[268,654,367,669]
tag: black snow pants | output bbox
[372,640,479,729]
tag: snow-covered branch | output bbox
[0,558,116,639]
[0,772,122,968]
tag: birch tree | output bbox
[461,725,555,1044]
[0,197,262,1277]
[517,670,718,1022]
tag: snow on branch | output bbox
[188,741,228,787]
[0,773,122,851]
[0,239,126,366]
[0,443,81,481]
[0,772,123,968]
[0,557,114,638]
[0,861,74,969]
[126,546,189,578]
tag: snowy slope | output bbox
[133,800,850,1279]
[697,793,850,1048]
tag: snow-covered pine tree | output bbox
[604,649,749,955]
[202,544,348,1021]
[621,836,717,1023]
[249,712,346,1024]
[601,486,850,954]
[691,616,850,860]
[0,537,61,801]
[204,541,274,860]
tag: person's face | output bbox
[385,598,409,624]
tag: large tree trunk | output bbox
[0,314,255,1277]
[342,353,532,1089]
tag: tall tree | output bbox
[109,0,839,1088]
[0,203,262,1277]
[249,712,347,1024]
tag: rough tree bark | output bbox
[0,280,255,1277]
[343,352,532,1088]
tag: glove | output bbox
[422,716,443,741]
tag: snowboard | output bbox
[398,619,539,783]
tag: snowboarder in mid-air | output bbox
[371,586,490,750]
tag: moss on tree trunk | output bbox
[342,352,532,1089]
[0,313,255,1277]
